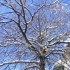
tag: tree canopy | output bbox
[0,0,70,70]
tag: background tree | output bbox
[53,65,64,70]
[0,0,70,70]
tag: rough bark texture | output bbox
[39,56,45,70]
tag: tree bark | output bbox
[39,56,45,70]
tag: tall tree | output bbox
[0,0,70,70]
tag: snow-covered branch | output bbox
[0,60,39,66]
[48,32,70,46]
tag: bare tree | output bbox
[0,0,70,70]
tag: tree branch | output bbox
[0,60,39,66]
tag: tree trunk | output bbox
[39,56,45,70]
